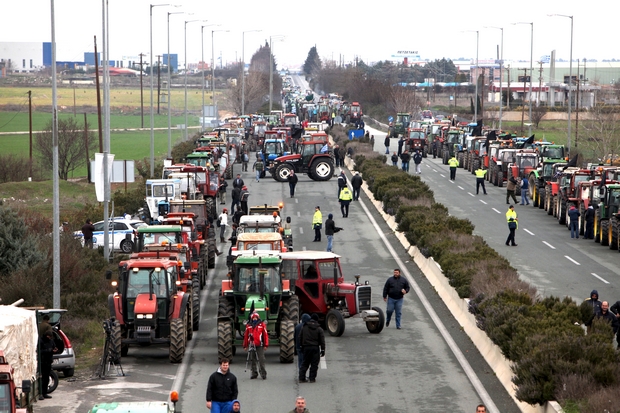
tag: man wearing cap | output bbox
[298,314,325,383]
[240,186,250,215]
[243,312,269,379]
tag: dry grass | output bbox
[555,374,620,413]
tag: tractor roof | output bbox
[169,199,206,206]
[280,251,341,260]
[88,401,173,413]
[237,232,283,241]
[121,258,178,268]
[138,225,182,233]
[234,254,281,265]
[240,215,280,226]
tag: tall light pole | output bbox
[167,11,184,158]
[149,3,171,177]
[200,24,219,131]
[513,22,534,136]
[184,19,206,142]
[463,30,479,125]
[485,26,504,130]
[241,29,261,115]
[549,14,574,153]
[269,35,285,113]
[212,29,229,124]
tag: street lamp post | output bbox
[513,22,534,136]
[241,29,261,115]
[201,24,219,131]
[269,35,285,113]
[149,3,171,177]
[549,14,574,153]
[463,30,479,125]
[167,11,184,158]
[184,19,206,142]
[212,29,229,124]
[485,26,504,130]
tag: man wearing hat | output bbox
[298,313,325,383]
[243,312,269,379]
[240,186,250,214]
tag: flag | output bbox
[247,301,255,321]
[523,135,535,146]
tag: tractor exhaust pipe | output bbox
[333,259,338,286]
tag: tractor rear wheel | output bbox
[110,320,122,360]
[281,295,299,323]
[326,309,345,337]
[206,197,216,221]
[497,171,503,188]
[366,306,385,334]
[279,320,295,363]
[538,187,545,209]
[192,278,200,332]
[472,160,480,175]
[610,219,619,250]
[442,151,448,165]
[225,163,233,180]
[601,220,610,246]
[169,317,186,363]
[218,296,235,317]
[274,164,293,182]
[559,201,567,225]
[217,320,234,362]
[207,238,217,269]
[310,159,334,181]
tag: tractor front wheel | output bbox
[192,278,200,332]
[366,306,385,334]
[601,220,610,246]
[110,320,122,361]
[169,317,186,363]
[217,320,234,362]
[310,159,334,181]
[326,309,345,337]
[281,295,299,323]
[205,197,216,221]
[207,238,217,269]
[274,164,293,182]
[279,320,295,363]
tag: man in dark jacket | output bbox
[587,301,619,340]
[383,269,410,329]
[400,150,411,172]
[206,358,238,413]
[239,186,250,214]
[351,172,363,201]
[298,314,325,383]
[384,136,390,154]
[337,171,347,197]
[218,177,228,205]
[333,145,341,167]
[584,205,595,239]
[288,171,299,198]
[39,330,57,399]
[295,313,311,370]
[231,186,241,215]
[413,149,423,174]
[232,174,244,189]
[324,213,343,253]
[81,219,95,248]
[568,204,581,239]
[397,136,404,156]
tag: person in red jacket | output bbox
[243,312,269,379]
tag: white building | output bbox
[0,42,45,74]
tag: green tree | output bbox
[0,204,44,277]
[303,46,321,76]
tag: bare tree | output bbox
[580,105,620,164]
[387,86,420,115]
[35,117,97,180]
[530,105,547,128]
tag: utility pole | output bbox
[506,65,510,110]
[480,68,485,120]
[157,55,162,114]
[575,58,582,148]
[28,90,33,179]
[521,69,527,135]
[84,113,90,183]
[537,62,544,107]
[138,53,146,128]
[94,36,103,153]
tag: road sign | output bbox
[388,116,394,122]
[348,129,364,140]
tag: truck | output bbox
[389,113,411,139]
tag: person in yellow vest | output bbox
[312,206,323,242]
[505,205,518,246]
[448,155,459,180]
[339,187,353,218]
[475,167,487,195]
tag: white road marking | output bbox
[320,355,327,370]
[565,256,581,265]
[479,200,487,205]
[432,169,438,172]
[492,208,501,214]
[523,229,535,236]
[441,174,446,178]
[591,273,610,284]
[357,196,498,412]
[543,241,555,249]
[458,186,464,190]
[297,211,300,217]
[299,227,304,234]
[468,192,475,197]
[295,198,299,204]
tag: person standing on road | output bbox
[233,174,244,190]
[325,213,343,253]
[391,152,399,167]
[337,170,347,197]
[370,135,375,150]
[586,301,619,336]
[520,177,530,205]
[239,186,250,214]
[231,185,241,215]
[505,205,518,246]
[506,177,518,204]
[413,149,423,174]
[288,396,311,413]
[218,176,228,205]
[252,155,264,183]
[400,150,411,172]
[206,358,238,413]
[351,172,363,201]
[334,145,341,168]
[39,330,57,400]
[383,269,410,329]
[81,219,95,248]
[397,136,404,156]
[585,290,603,312]
[295,314,311,370]
[243,312,269,380]
[339,186,353,218]
[568,204,581,239]
[242,151,249,172]
[288,170,299,198]
[432,139,438,159]
[312,206,322,242]
[218,209,228,243]
[384,135,390,154]
[475,167,487,195]
[448,155,459,180]
[298,313,325,383]
[585,205,595,239]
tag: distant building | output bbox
[0,42,45,74]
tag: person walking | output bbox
[397,136,404,157]
[474,167,487,195]
[243,312,269,380]
[218,209,228,243]
[242,151,249,172]
[295,314,311,370]
[39,330,57,400]
[231,185,241,215]
[506,177,518,205]
[312,206,322,242]
[382,269,410,329]
[351,172,363,201]
[400,150,411,172]
[568,204,581,239]
[370,135,375,150]
[218,176,228,205]
[584,205,595,239]
[333,145,341,168]
[391,152,399,167]
[448,155,459,180]
[412,149,422,174]
[81,219,95,248]
[239,186,250,214]
[288,396,311,413]
[519,177,530,205]
[384,135,390,154]
[252,155,264,183]
[288,170,299,198]
[432,139,438,159]
[298,314,325,383]
[337,170,347,197]
[505,205,518,246]
[339,186,353,218]
[325,213,343,253]
[206,358,238,413]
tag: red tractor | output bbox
[169,200,218,268]
[346,102,363,125]
[106,255,191,363]
[270,136,334,182]
[506,150,539,193]
[280,251,385,336]
[405,128,427,157]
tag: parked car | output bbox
[38,309,75,378]
[73,218,147,253]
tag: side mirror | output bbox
[286,216,291,224]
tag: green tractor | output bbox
[389,112,411,138]
[217,253,297,363]
[594,184,620,248]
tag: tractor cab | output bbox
[145,179,182,224]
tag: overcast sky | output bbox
[1,1,615,70]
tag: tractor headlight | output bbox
[136,314,154,319]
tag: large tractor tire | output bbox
[279,320,295,364]
[442,151,449,165]
[472,160,480,175]
[225,163,233,180]
[529,177,538,207]
[205,197,216,221]
[546,191,554,215]
[497,172,504,188]
[207,238,217,269]
[217,320,234,362]
[274,163,293,182]
[218,296,235,317]
[192,278,200,332]
[110,320,122,361]
[610,219,619,250]
[326,309,345,337]
[559,201,567,225]
[366,306,385,334]
[309,159,334,181]
[538,187,545,210]
[601,220,610,246]
[422,146,428,158]
[169,317,186,363]
[457,152,464,168]
[281,295,299,323]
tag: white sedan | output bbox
[73,218,147,253]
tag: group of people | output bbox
[584,290,620,349]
